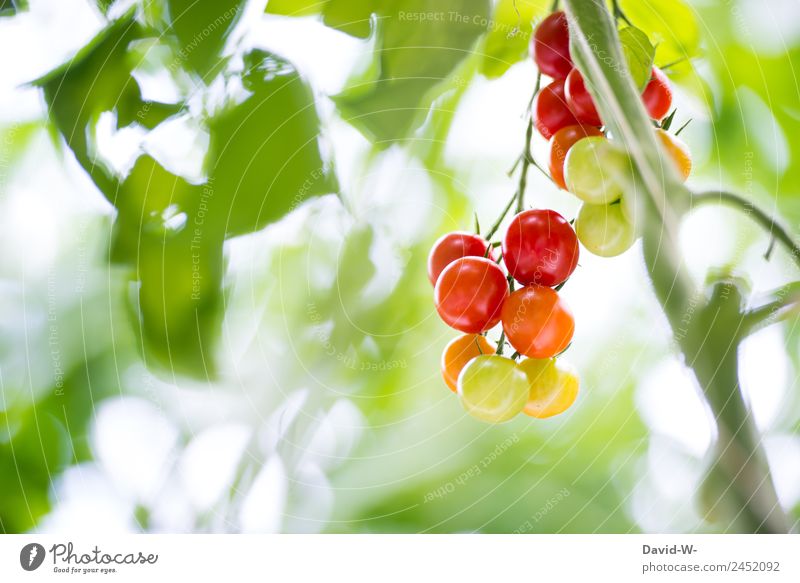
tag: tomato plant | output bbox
[501,285,574,359]
[656,128,692,181]
[531,11,572,80]
[457,355,529,423]
[564,136,629,204]
[519,358,579,418]
[427,232,493,285]
[641,67,673,121]
[441,334,495,392]
[502,209,579,287]
[533,79,579,139]
[434,256,508,333]
[549,124,604,190]
[575,202,637,257]
[565,68,603,127]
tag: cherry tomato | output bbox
[502,209,579,288]
[641,67,672,121]
[519,358,579,418]
[427,232,493,286]
[564,136,630,204]
[575,202,636,257]
[548,124,604,190]
[501,285,574,359]
[533,79,579,139]
[565,68,602,126]
[532,11,572,80]
[656,128,692,181]
[435,256,508,333]
[441,334,495,392]
[457,355,529,423]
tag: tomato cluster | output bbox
[426,10,694,424]
[429,210,579,423]
[532,11,692,257]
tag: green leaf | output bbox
[206,50,336,237]
[618,26,656,91]
[618,0,700,68]
[266,0,325,17]
[0,0,26,17]
[166,0,244,78]
[479,0,548,79]
[322,0,375,38]
[334,0,490,144]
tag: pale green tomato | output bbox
[457,355,529,423]
[519,358,579,419]
[576,202,637,257]
[564,137,631,204]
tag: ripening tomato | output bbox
[501,285,574,359]
[441,334,495,392]
[435,256,508,333]
[519,357,579,418]
[563,136,630,204]
[548,124,604,190]
[575,202,636,257]
[427,232,493,285]
[457,355,529,423]
[565,68,602,127]
[533,79,579,139]
[502,209,579,288]
[532,11,572,80]
[641,67,672,121]
[656,128,692,181]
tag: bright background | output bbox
[0,0,799,534]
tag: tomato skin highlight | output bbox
[441,334,495,392]
[533,79,579,139]
[501,285,574,359]
[641,67,673,121]
[656,128,692,181]
[532,11,573,80]
[548,124,604,190]
[457,355,529,423]
[565,68,602,127]
[519,358,579,418]
[502,209,579,288]
[427,232,493,286]
[435,256,509,334]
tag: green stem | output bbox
[694,191,800,269]
[563,0,788,533]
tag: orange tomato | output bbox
[656,128,691,181]
[501,285,574,359]
[441,334,495,392]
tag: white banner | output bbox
[0,534,797,582]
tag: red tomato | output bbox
[502,209,579,287]
[533,79,579,140]
[440,334,495,392]
[435,257,509,333]
[532,11,572,80]
[641,67,673,121]
[565,68,602,127]
[501,285,574,359]
[427,232,493,285]
[548,124,603,190]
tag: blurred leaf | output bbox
[0,0,26,17]
[480,0,547,79]
[619,26,655,91]
[265,0,324,17]
[334,0,490,144]
[207,50,336,236]
[323,0,375,38]
[618,0,700,68]
[166,0,244,78]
